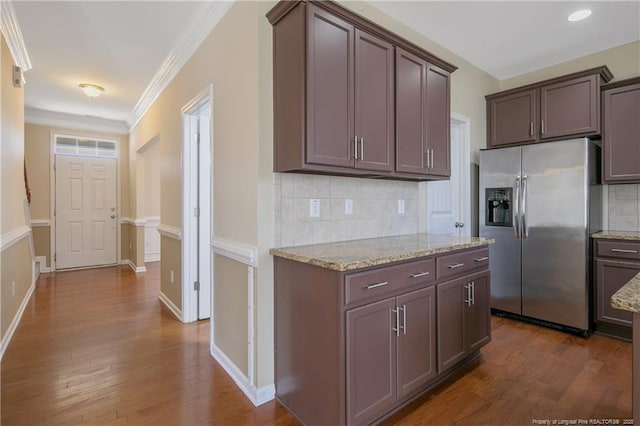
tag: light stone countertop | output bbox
[269,233,495,272]
[611,272,640,314]
[592,230,640,241]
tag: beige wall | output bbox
[213,255,249,376]
[1,35,33,343]
[1,238,32,340]
[160,236,181,310]
[32,226,50,267]
[499,41,640,91]
[120,223,130,262]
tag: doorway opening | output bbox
[182,86,213,322]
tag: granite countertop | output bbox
[611,272,640,314]
[592,230,640,241]
[269,233,495,272]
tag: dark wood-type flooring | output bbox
[1,264,632,425]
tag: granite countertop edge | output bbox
[611,272,640,314]
[269,236,494,272]
[592,230,640,241]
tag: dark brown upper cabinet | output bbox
[602,77,640,183]
[268,0,456,180]
[486,66,613,148]
[396,49,451,178]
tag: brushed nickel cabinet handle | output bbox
[464,284,471,306]
[392,306,400,336]
[423,150,428,169]
[474,257,489,262]
[471,281,475,305]
[364,281,388,290]
[410,271,430,278]
[402,304,407,335]
[360,137,364,161]
[541,120,545,135]
[353,136,358,160]
[448,263,465,269]
[611,248,638,254]
[530,122,534,137]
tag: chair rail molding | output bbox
[157,224,182,241]
[30,219,51,227]
[0,225,31,252]
[210,237,257,268]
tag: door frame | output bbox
[451,112,471,237]
[181,85,213,323]
[49,132,121,272]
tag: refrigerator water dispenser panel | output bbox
[485,188,512,226]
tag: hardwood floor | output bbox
[1,264,632,425]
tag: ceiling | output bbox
[7,1,640,132]
[371,1,640,80]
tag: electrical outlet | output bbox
[11,281,15,297]
[170,270,174,283]
[398,199,405,215]
[345,199,353,215]
[310,199,320,218]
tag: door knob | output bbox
[110,215,116,219]
[455,222,464,228]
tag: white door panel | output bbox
[426,117,470,237]
[56,155,116,269]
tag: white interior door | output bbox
[426,115,471,237]
[55,155,117,269]
[197,105,211,319]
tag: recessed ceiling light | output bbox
[79,83,105,98]
[568,9,592,22]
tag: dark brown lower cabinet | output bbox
[437,271,491,372]
[347,287,436,425]
[274,245,491,426]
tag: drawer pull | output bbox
[611,248,638,254]
[410,271,430,278]
[448,263,465,269]
[364,281,389,290]
[474,256,489,262]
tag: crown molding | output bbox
[127,0,233,130]
[25,107,128,135]
[0,1,32,71]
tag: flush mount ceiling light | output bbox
[79,83,105,98]
[568,9,592,22]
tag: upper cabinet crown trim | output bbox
[486,65,613,100]
[602,76,640,91]
[267,0,458,73]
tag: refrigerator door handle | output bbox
[513,176,521,239]
[521,175,528,239]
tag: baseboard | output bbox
[144,253,160,263]
[35,256,50,273]
[0,280,35,361]
[210,343,275,407]
[120,259,146,273]
[158,291,182,321]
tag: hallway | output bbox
[0,264,295,425]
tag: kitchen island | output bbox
[612,271,640,424]
[270,234,494,425]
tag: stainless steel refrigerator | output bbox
[479,138,602,334]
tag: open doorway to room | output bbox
[182,86,213,322]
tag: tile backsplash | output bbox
[275,174,421,247]
[607,184,640,232]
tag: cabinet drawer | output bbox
[436,247,490,280]
[345,258,435,305]
[596,240,640,261]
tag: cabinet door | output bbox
[603,82,640,183]
[540,75,599,140]
[346,297,397,425]
[466,271,491,353]
[395,48,427,175]
[397,286,437,399]
[595,259,637,326]
[487,89,537,147]
[437,276,467,372]
[425,63,451,177]
[306,4,354,168]
[354,29,394,172]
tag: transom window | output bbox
[54,134,117,158]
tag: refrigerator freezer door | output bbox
[479,146,522,314]
[521,139,590,330]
